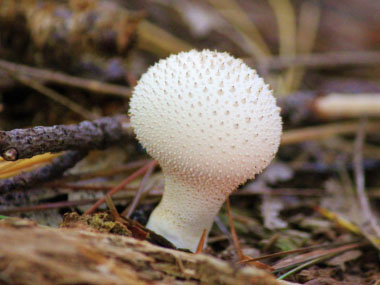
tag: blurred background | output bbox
[1,0,379,126]
[0,0,380,283]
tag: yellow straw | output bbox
[0,152,61,179]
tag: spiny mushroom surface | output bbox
[129,50,282,252]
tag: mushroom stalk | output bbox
[147,174,227,251]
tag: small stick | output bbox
[353,118,380,237]
[259,50,380,71]
[279,92,380,125]
[195,229,207,254]
[225,198,244,260]
[275,242,366,275]
[55,159,150,182]
[214,216,234,242]
[281,120,380,145]
[0,59,131,98]
[8,72,97,120]
[122,161,157,217]
[0,198,96,215]
[84,161,156,215]
[238,243,335,264]
[225,199,272,270]
[46,184,138,192]
[105,194,122,221]
[0,115,130,161]
[314,93,380,119]
[0,194,142,215]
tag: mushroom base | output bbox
[146,174,228,252]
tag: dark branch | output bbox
[0,115,131,161]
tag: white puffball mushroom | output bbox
[129,50,282,252]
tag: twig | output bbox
[0,198,96,215]
[7,184,380,215]
[8,185,380,215]
[314,93,380,119]
[279,92,380,125]
[238,242,345,264]
[226,198,243,260]
[207,235,229,244]
[214,216,233,240]
[122,161,157,217]
[353,118,380,237]
[277,253,332,280]
[238,187,323,197]
[0,151,87,194]
[0,59,131,98]
[195,229,207,254]
[47,184,138,192]
[53,159,150,182]
[259,50,380,71]
[7,72,97,120]
[0,115,131,161]
[241,186,380,198]
[0,192,161,215]
[281,120,380,145]
[105,194,122,221]
[275,242,366,278]
[84,161,156,215]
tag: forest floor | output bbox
[0,0,380,284]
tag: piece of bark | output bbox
[0,217,296,285]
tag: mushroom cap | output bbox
[130,50,282,193]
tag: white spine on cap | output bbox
[130,50,282,252]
